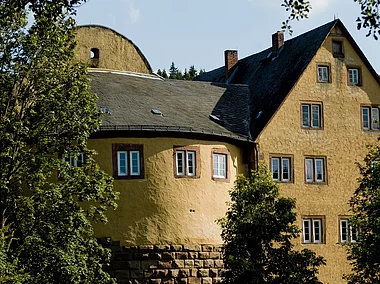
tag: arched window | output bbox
[90,48,99,59]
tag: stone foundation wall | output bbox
[99,239,225,284]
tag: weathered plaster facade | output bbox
[258,26,380,284]
[88,137,246,246]
[76,25,152,73]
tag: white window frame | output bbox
[213,153,227,179]
[340,218,358,243]
[305,157,326,183]
[117,151,128,176]
[301,103,322,128]
[317,66,329,82]
[362,106,380,131]
[62,152,84,167]
[130,151,140,176]
[303,218,323,243]
[187,151,196,176]
[348,68,360,85]
[270,156,291,182]
[176,150,185,176]
[175,148,197,177]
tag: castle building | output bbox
[76,20,380,284]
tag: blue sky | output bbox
[75,0,379,73]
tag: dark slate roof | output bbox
[196,20,338,139]
[89,70,252,141]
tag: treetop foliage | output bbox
[345,145,380,283]
[157,62,205,80]
[0,0,118,283]
[219,165,325,284]
[282,0,380,39]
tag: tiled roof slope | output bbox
[89,71,251,141]
[195,20,338,139]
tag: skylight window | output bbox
[151,109,162,115]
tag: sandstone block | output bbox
[139,245,154,251]
[155,244,171,251]
[158,261,172,269]
[198,252,209,259]
[208,252,221,259]
[194,260,203,268]
[183,244,201,251]
[197,269,209,277]
[212,278,222,284]
[184,259,194,268]
[187,277,201,284]
[128,261,141,269]
[150,253,162,260]
[141,260,158,270]
[169,269,179,277]
[179,269,189,278]
[203,259,214,268]
[201,245,214,252]
[172,259,185,268]
[174,278,187,284]
[171,245,183,251]
[188,252,198,259]
[209,269,218,278]
[175,252,188,259]
[189,269,197,277]
[214,260,224,268]
[162,252,175,260]
[202,277,212,284]
[153,269,168,278]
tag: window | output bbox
[340,218,358,243]
[317,65,329,82]
[332,40,344,57]
[213,154,226,178]
[90,48,99,59]
[348,68,361,85]
[301,103,322,128]
[362,106,380,131]
[270,156,292,182]
[212,149,229,181]
[112,144,144,179]
[62,153,84,167]
[302,217,324,243]
[305,157,326,183]
[173,146,199,178]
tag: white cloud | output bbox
[309,0,330,13]
[128,0,140,23]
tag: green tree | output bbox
[219,165,325,284]
[0,1,118,283]
[282,0,380,39]
[161,69,168,78]
[156,69,162,76]
[345,145,380,283]
[188,65,197,80]
[169,62,179,79]
[182,68,191,80]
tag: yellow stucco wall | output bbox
[88,137,246,246]
[75,26,151,73]
[258,26,380,284]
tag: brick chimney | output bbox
[272,31,284,53]
[224,50,238,79]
